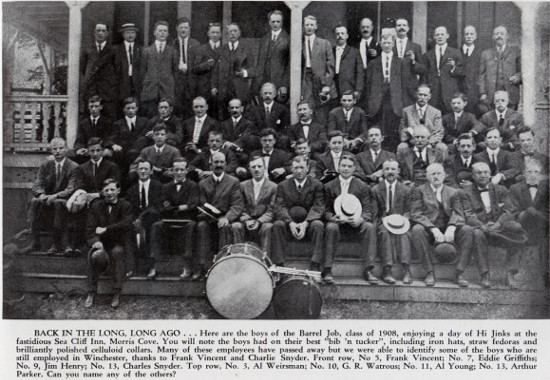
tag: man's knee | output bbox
[309,220,324,232]
[326,222,339,234]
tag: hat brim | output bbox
[487,231,529,246]
[382,215,411,235]
[334,194,362,219]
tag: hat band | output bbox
[387,221,405,229]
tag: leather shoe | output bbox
[73,248,82,256]
[363,269,379,284]
[507,272,519,289]
[46,245,61,255]
[64,247,74,256]
[457,272,469,287]
[110,292,120,309]
[146,268,157,280]
[309,262,321,272]
[424,272,435,287]
[481,273,491,289]
[84,292,95,308]
[191,269,206,281]
[402,269,412,285]
[20,242,40,254]
[322,269,335,285]
[382,267,396,284]
[179,268,192,280]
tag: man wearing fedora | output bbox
[114,23,142,113]
[371,159,413,284]
[272,156,325,271]
[410,163,474,287]
[324,155,377,284]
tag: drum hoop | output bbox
[207,253,275,287]
[213,242,268,263]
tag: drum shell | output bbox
[272,275,323,319]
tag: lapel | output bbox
[257,180,270,205]
[378,180,388,206]
[440,185,452,214]
[520,182,533,206]
[341,45,351,60]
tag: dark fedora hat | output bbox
[88,248,109,274]
[289,206,308,223]
[434,242,458,264]
[487,220,528,247]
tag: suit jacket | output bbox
[424,46,464,111]
[356,149,397,185]
[247,102,290,137]
[220,117,258,144]
[371,180,411,221]
[443,154,480,187]
[255,30,290,91]
[476,109,523,149]
[140,42,178,102]
[459,45,481,111]
[32,158,79,199]
[189,148,238,175]
[77,159,121,193]
[74,116,115,151]
[410,183,464,228]
[86,198,133,247]
[357,37,382,68]
[250,148,292,183]
[441,111,480,144]
[239,178,277,224]
[193,42,221,97]
[213,41,256,102]
[479,45,522,105]
[199,173,244,222]
[314,151,366,181]
[160,179,199,219]
[80,42,117,102]
[393,38,426,106]
[365,54,406,116]
[461,183,512,226]
[287,121,327,153]
[113,42,143,100]
[275,176,325,223]
[399,147,444,184]
[125,179,164,219]
[147,115,184,147]
[130,144,182,177]
[112,116,149,153]
[473,149,522,183]
[182,116,220,150]
[327,106,368,141]
[172,37,201,97]
[507,180,549,224]
[324,177,372,222]
[302,35,337,99]
[399,104,443,145]
[334,45,364,95]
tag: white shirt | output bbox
[124,41,134,76]
[155,145,165,154]
[294,178,307,191]
[271,29,282,41]
[331,151,342,170]
[55,159,66,177]
[430,184,443,203]
[209,40,220,49]
[529,185,538,202]
[335,45,345,74]
[381,51,393,81]
[174,178,186,192]
[139,179,151,207]
[478,186,492,213]
[301,121,311,139]
[253,177,265,202]
[193,115,207,144]
[213,172,225,183]
[360,37,373,68]
[178,36,189,69]
[370,148,381,163]
[416,104,428,120]
[155,40,165,53]
[125,116,137,130]
[339,175,352,194]
[495,109,507,120]
[414,146,427,162]
[397,37,408,58]
[96,41,106,52]
[231,116,242,126]
[343,107,354,122]
[454,111,463,125]
[462,44,474,56]
[385,179,396,212]
[262,149,273,176]
[436,43,447,73]
[461,155,472,167]
[90,115,100,125]
[263,102,273,114]
[305,35,315,68]
[487,147,500,164]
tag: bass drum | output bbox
[206,243,274,319]
[272,275,323,319]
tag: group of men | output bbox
[27,13,547,309]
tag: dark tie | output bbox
[130,122,135,132]
[265,106,270,120]
[230,43,235,52]
[129,45,133,64]
[262,152,271,157]
[92,118,97,128]
[183,41,187,64]
[56,164,62,187]
[489,153,498,174]
[438,46,443,69]
[499,115,504,127]
[373,151,378,162]
[93,162,98,180]
[140,184,146,209]
[297,184,303,192]
[528,184,538,189]
[307,39,313,63]
[97,44,101,53]
[465,47,470,57]
[384,57,390,83]
[388,186,393,213]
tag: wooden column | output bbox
[222,1,232,44]
[412,1,428,52]
[518,3,538,127]
[144,1,151,46]
[65,1,89,148]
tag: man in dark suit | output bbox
[423,26,464,113]
[371,159,413,284]
[441,92,480,154]
[301,15,337,108]
[394,18,426,107]
[327,91,368,153]
[253,10,290,95]
[473,128,522,187]
[114,23,142,113]
[461,162,517,288]
[195,152,244,280]
[250,128,292,183]
[182,97,220,160]
[189,130,238,179]
[356,17,381,111]
[356,126,396,186]
[315,130,365,181]
[272,156,325,268]
[333,25,363,99]
[148,158,198,280]
[140,21,178,118]
[27,138,79,254]
[193,23,222,118]
[173,17,201,120]
[288,101,327,157]
[80,23,117,119]
[398,126,444,186]
[232,155,277,254]
[324,155,378,284]
[516,127,549,176]
[410,163,474,287]
[479,26,522,110]
[84,179,133,309]
[220,98,260,157]
[459,25,482,116]
[366,31,405,151]
[144,99,184,148]
[443,133,479,188]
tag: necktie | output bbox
[97,44,101,53]
[465,47,469,57]
[56,164,62,186]
[265,106,270,120]
[455,114,460,126]
[418,108,424,121]
[129,45,133,64]
[307,38,313,67]
[400,40,405,58]
[130,122,134,132]
[156,148,161,158]
[93,162,98,180]
[230,43,235,52]
[92,118,97,128]
[435,189,442,203]
[373,150,378,162]
[438,46,443,68]
[384,55,390,83]
[297,184,303,192]
[387,185,393,213]
[272,34,276,42]
[158,42,163,53]
[140,184,146,209]
[499,115,504,127]
[182,39,187,64]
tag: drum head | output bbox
[273,276,323,319]
[206,254,273,319]
[216,242,265,261]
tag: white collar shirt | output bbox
[339,175,352,194]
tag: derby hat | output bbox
[334,193,362,219]
[456,171,473,183]
[487,220,528,247]
[67,189,88,213]
[382,214,411,235]
[88,248,109,274]
[289,206,308,223]
[434,242,458,264]
[119,23,139,33]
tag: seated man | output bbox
[461,162,517,288]
[290,138,318,179]
[398,84,447,158]
[232,155,277,254]
[85,179,133,309]
[149,158,198,279]
[324,155,377,284]
[371,159,413,284]
[272,156,325,268]
[189,130,238,180]
[27,138,79,254]
[196,152,244,280]
[409,163,474,287]
[143,98,184,148]
[474,90,523,151]
[182,96,220,160]
[443,133,480,188]
[315,130,365,181]
[441,92,480,155]
[220,98,261,157]
[288,101,327,157]
[327,91,368,153]
[516,127,549,177]
[473,128,522,187]
[130,123,182,183]
[398,126,444,186]
[356,126,396,186]
[249,128,292,183]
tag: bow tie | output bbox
[523,152,535,157]
[528,184,538,189]
[262,153,271,157]
[478,187,489,193]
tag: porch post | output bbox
[222,2,232,44]
[412,1,428,52]
[517,3,538,127]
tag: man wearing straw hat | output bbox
[114,23,142,109]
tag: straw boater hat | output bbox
[119,23,139,33]
[382,214,410,235]
[334,193,362,219]
[66,189,88,213]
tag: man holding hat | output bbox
[114,23,142,110]
[371,159,413,284]
[410,163,474,287]
[324,155,377,284]
[443,133,479,188]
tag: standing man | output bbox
[173,17,201,120]
[479,26,521,110]
[140,21,178,118]
[254,10,290,96]
[424,26,464,113]
[287,101,327,157]
[357,17,381,69]
[356,126,397,186]
[193,23,222,118]
[301,15,337,108]
[114,23,142,113]
[80,23,117,120]
[333,25,363,99]
[394,18,425,106]
[459,25,482,116]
